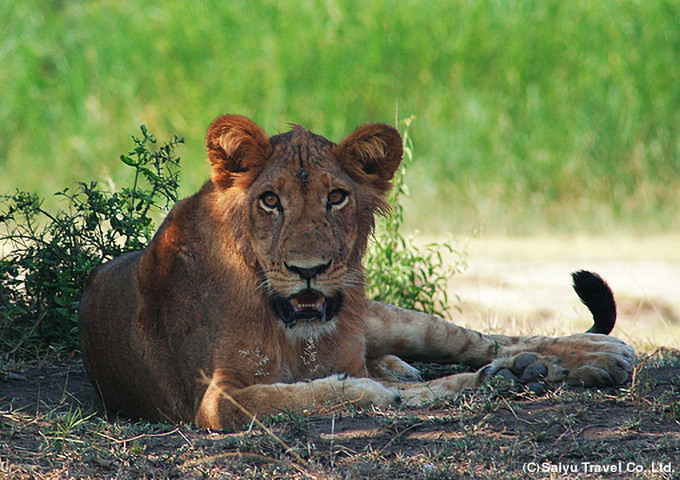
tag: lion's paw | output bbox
[529,334,636,387]
[367,354,421,383]
[327,375,401,409]
[563,341,636,386]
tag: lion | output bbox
[79,114,635,430]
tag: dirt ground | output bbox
[1,235,679,479]
[1,352,678,479]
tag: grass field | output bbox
[3,0,680,234]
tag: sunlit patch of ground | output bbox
[441,234,680,351]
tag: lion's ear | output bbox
[206,115,272,189]
[335,123,403,193]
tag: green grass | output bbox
[3,0,680,234]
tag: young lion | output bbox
[79,115,635,429]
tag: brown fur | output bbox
[79,115,635,430]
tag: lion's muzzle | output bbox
[271,290,343,327]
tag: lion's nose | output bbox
[285,261,332,280]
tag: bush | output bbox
[364,116,466,317]
[0,127,183,357]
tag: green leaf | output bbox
[141,168,161,182]
[119,154,136,166]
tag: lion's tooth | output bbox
[290,295,325,311]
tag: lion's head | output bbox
[204,115,403,340]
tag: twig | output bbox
[376,421,423,457]
[94,427,182,444]
[501,398,533,424]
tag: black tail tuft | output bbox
[571,270,617,335]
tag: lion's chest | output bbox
[235,337,348,385]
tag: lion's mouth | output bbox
[271,290,343,327]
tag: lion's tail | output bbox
[571,270,617,335]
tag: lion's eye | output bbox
[260,192,281,210]
[327,189,348,208]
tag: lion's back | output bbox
[78,250,166,419]
[79,250,142,336]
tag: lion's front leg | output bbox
[195,369,401,430]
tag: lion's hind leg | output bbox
[364,300,503,368]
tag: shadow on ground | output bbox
[1,349,678,479]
